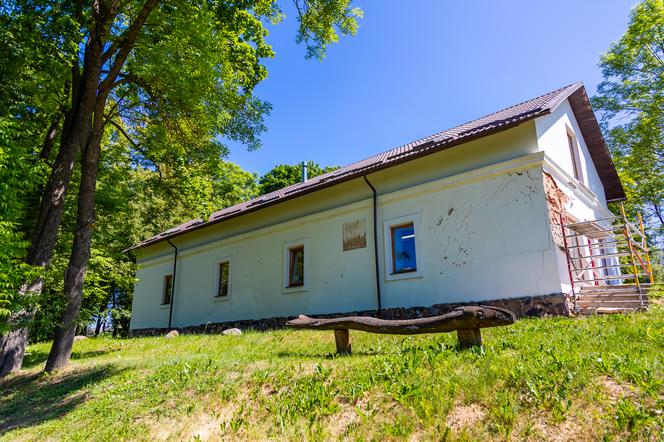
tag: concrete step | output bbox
[579,286,641,292]
[578,307,638,315]
[579,284,651,292]
[577,294,648,302]
[577,301,647,309]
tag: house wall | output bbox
[535,99,615,295]
[131,119,566,330]
[130,103,617,330]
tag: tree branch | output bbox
[107,119,162,179]
[99,0,160,95]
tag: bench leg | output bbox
[457,328,482,349]
[334,329,352,355]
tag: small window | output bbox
[216,261,230,297]
[288,245,304,287]
[567,133,581,181]
[391,222,417,274]
[162,274,173,305]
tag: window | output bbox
[216,261,230,297]
[567,133,581,181]
[288,245,304,287]
[162,274,173,305]
[390,222,417,274]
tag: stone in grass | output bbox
[165,330,179,338]
[73,335,87,342]
[222,328,242,336]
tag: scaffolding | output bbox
[561,203,654,311]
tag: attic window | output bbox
[567,132,582,181]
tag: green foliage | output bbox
[1,0,361,340]
[258,161,339,194]
[592,0,664,254]
[2,308,663,440]
[0,3,76,326]
[292,0,363,59]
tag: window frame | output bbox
[283,239,309,293]
[287,245,305,288]
[161,273,173,306]
[214,258,232,301]
[566,129,583,183]
[390,222,417,274]
[383,215,422,282]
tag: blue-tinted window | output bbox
[391,223,416,273]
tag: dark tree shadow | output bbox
[0,364,122,434]
[22,346,120,370]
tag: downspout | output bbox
[363,175,382,316]
[166,239,178,329]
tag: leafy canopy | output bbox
[592,0,664,252]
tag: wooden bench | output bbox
[286,305,516,354]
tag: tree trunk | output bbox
[0,18,108,378]
[0,328,29,377]
[39,112,63,163]
[44,131,103,372]
[94,315,103,336]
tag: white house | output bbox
[128,82,625,334]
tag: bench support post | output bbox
[457,328,482,349]
[334,329,352,355]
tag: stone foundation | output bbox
[130,293,571,337]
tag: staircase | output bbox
[562,205,655,316]
[575,284,650,315]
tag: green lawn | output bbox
[1,304,662,441]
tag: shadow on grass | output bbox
[22,346,120,370]
[275,350,379,359]
[0,364,122,435]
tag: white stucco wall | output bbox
[535,99,616,295]
[535,99,607,207]
[131,156,562,330]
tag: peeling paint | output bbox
[543,172,568,249]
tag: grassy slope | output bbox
[1,306,662,441]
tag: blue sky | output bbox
[228,0,637,175]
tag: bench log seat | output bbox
[286,305,516,354]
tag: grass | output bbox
[1,304,663,441]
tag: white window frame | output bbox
[213,256,233,302]
[383,214,423,282]
[566,127,585,185]
[283,238,309,294]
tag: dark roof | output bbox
[128,82,624,251]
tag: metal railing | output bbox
[561,203,654,309]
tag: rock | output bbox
[165,330,179,338]
[73,335,87,342]
[222,328,242,336]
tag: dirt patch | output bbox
[598,376,634,401]
[446,404,486,430]
[529,416,582,442]
[328,407,360,438]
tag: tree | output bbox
[592,0,664,253]
[258,161,339,194]
[29,140,258,342]
[0,3,75,375]
[0,0,361,373]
